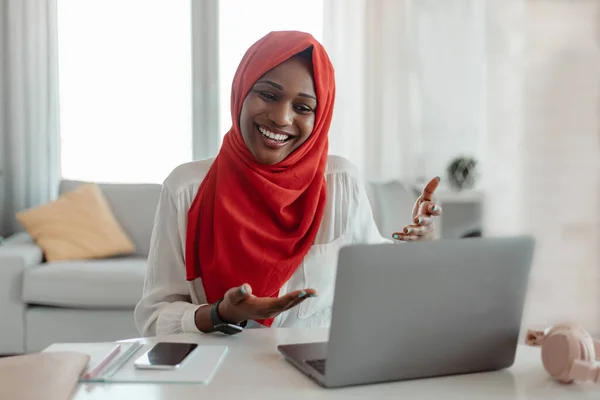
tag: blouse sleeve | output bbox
[134,184,204,337]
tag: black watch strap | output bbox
[209,299,247,334]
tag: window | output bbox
[57,1,323,183]
[218,0,324,139]
[57,0,192,183]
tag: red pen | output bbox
[82,344,121,380]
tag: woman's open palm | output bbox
[219,284,317,324]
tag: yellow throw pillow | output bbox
[16,183,136,262]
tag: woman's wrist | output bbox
[194,301,246,332]
[217,300,245,325]
[193,304,214,333]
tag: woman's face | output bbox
[239,55,317,165]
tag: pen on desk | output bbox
[82,344,121,380]
[100,341,144,381]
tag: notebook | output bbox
[44,341,143,382]
[43,341,229,384]
[0,351,89,400]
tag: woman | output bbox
[134,31,442,336]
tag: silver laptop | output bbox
[278,236,535,388]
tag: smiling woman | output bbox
[240,48,317,165]
[218,0,324,142]
[134,31,442,338]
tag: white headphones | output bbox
[526,323,600,384]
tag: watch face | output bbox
[216,323,243,335]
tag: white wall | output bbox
[484,0,600,335]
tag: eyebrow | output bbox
[256,80,317,101]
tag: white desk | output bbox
[70,328,598,399]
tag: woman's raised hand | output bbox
[392,176,442,241]
[218,284,318,324]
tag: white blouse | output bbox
[134,155,393,337]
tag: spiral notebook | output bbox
[43,341,228,384]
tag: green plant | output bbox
[446,156,478,190]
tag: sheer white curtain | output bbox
[0,0,61,236]
[322,0,415,183]
[322,0,486,185]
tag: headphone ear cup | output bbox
[541,326,584,383]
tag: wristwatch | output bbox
[209,299,247,335]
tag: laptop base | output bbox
[278,342,328,387]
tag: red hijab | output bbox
[185,31,336,326]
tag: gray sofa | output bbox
[0,180,162,354]
[0,177,477,354]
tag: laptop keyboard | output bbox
[305,358,326,374]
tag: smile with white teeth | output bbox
[258,125,291,142]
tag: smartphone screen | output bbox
[134,342,198,369]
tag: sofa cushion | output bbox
[59,180,162,258]
[22,258,147,309]
[16,183,136,262]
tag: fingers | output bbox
[417,201,442,217]
[226,283,252,305]
[274,289,318,311]
[421,176,441,202]
[393,229,434,241]
[392,232,419,241]
[223,286,318,322]
[256,289,317,318]
[392,215,436,241]
[393,223,434,238]
[429,202,442,216]
[414,215,433,226]
[282,295,310,311]
[242,288,316,315]
[395,177,443,242]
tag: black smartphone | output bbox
[133,342,198,370]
